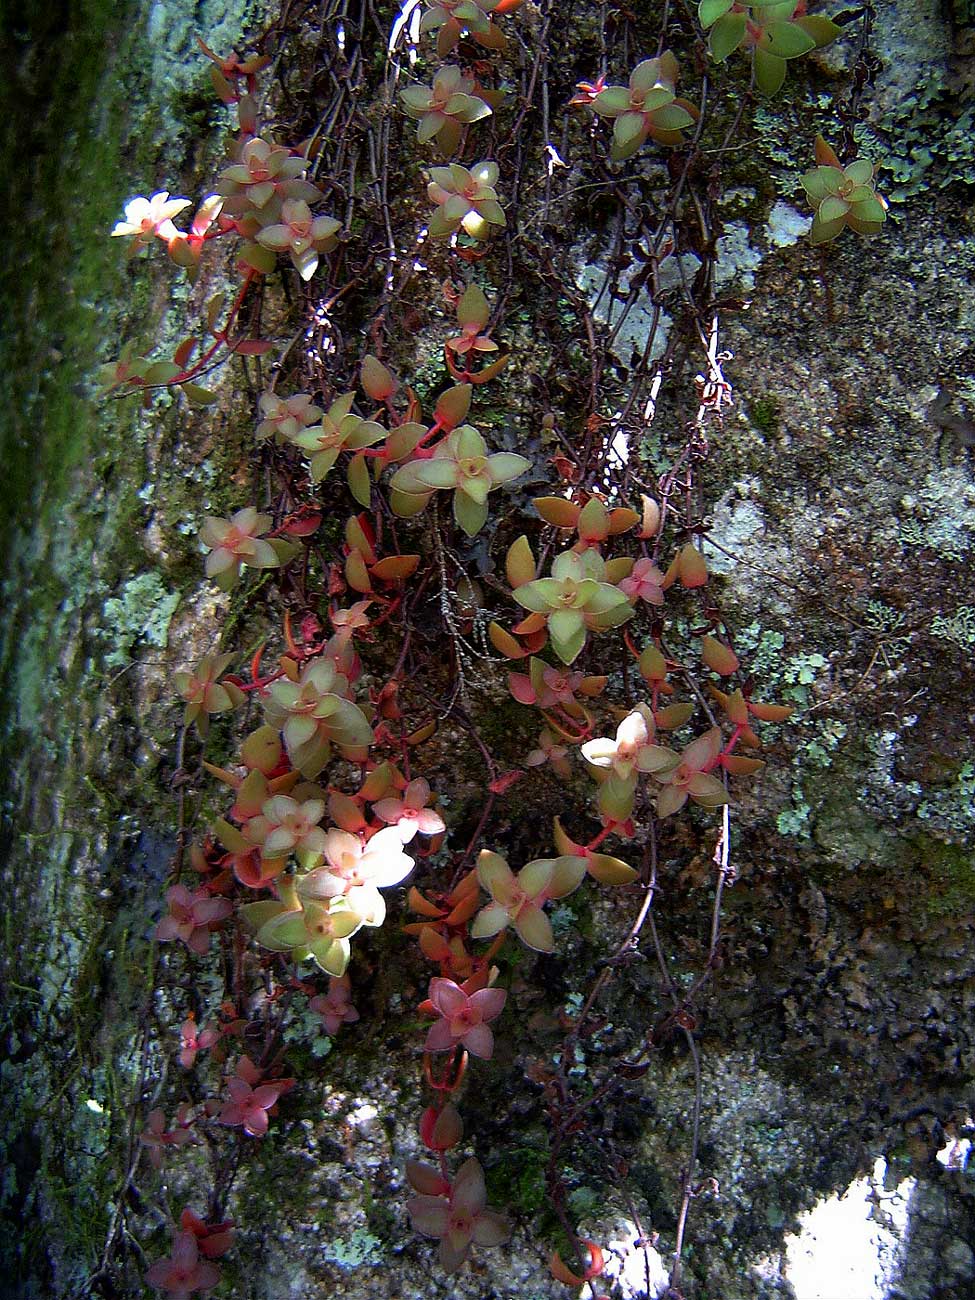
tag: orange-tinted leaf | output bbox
[371,554,421,582]
[284,511,322,536]
[489,769,525,795]
[553,816,585,856]
[488,621,526,658]
[419,925,452,961]
[721,754,765,775]
[577,496,609,542]
[345,548,373,593]
[678,543,708,587]
[587,852,638,885]
[506,534,536,588]
[814,134,842,168]
[534,496,580,528]
[470,352,509,383]
[361,354,396,401]
[434,383,471,430]
[173,337,197,369]
[444,891,480,926]
[749,700,793,722]
[409,887,446,919]
[233,338,274,356]
[702,635,739,676]
[654,702,695,729]
[607,507,640,534]
[512,611,546,635]
[407,720,437,746]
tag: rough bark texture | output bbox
[1,2,973,1299]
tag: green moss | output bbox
[485,1136,549,1216]
[749,397,780,436]
[911,835,975,921]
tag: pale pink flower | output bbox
[260,795,328,860]
[178,1208,234,1259]
[470,850,586,953]
[620,557,666,605]
[372,778,446,841]
[145,1230,221,1296]
[656,727,731,818]
[309,974,360,1035]
[407,1157,509,1272]
[298,826,414,927]
[178,1015,219,1069]
[199,506,281,588]
[156,886,233,956]
[424,977,506,1059]
[525,728,571,779]
[140,1107,194,1169]
[255,198,340,280]
[218,1058,291,1138]
[255,391,322,442]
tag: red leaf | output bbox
[233,339,274,356]
[173,337,197,369]
[283,512,322,536]
[488,769,524,795]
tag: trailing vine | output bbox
[93,1,887,1295]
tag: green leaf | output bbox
[849,195,887,224]
[181,382,217,407]
[413,458,460,490]
[795,15,842,49]
[385,422,425,461]
[548,609,587,664]
[239,241,277,274]
[650,103,694,131]
[347,452,372,506]
[487,452,530,485]
[435,383,472,429]
[809,213,845,244]
[753,48,787,96]
[453,488,488,536]
[141,361,181,384]
[709,10,747,61]
[844,159,874,186]
[587,852,639,885]
[457,282,490,329]
[699,0,734,27]
[591,86,632,117]
[764,20,816,59]
[613,111,648,150]
[818,194,850,224]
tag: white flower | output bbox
[298,827,414,928]
[111,191,190,246]
[581,705,676,781]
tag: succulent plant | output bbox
[291,392,386,486]
[699,1,841,97]
[426,161,505,240]
[255,198,340,279]
[389,424,529,535]
[262,655,374,777]
[399,66,492,156]
[589,53,697,159]
[510,548,634,664]
[801,137,888,243]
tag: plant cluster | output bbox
[94,0,891,1294]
